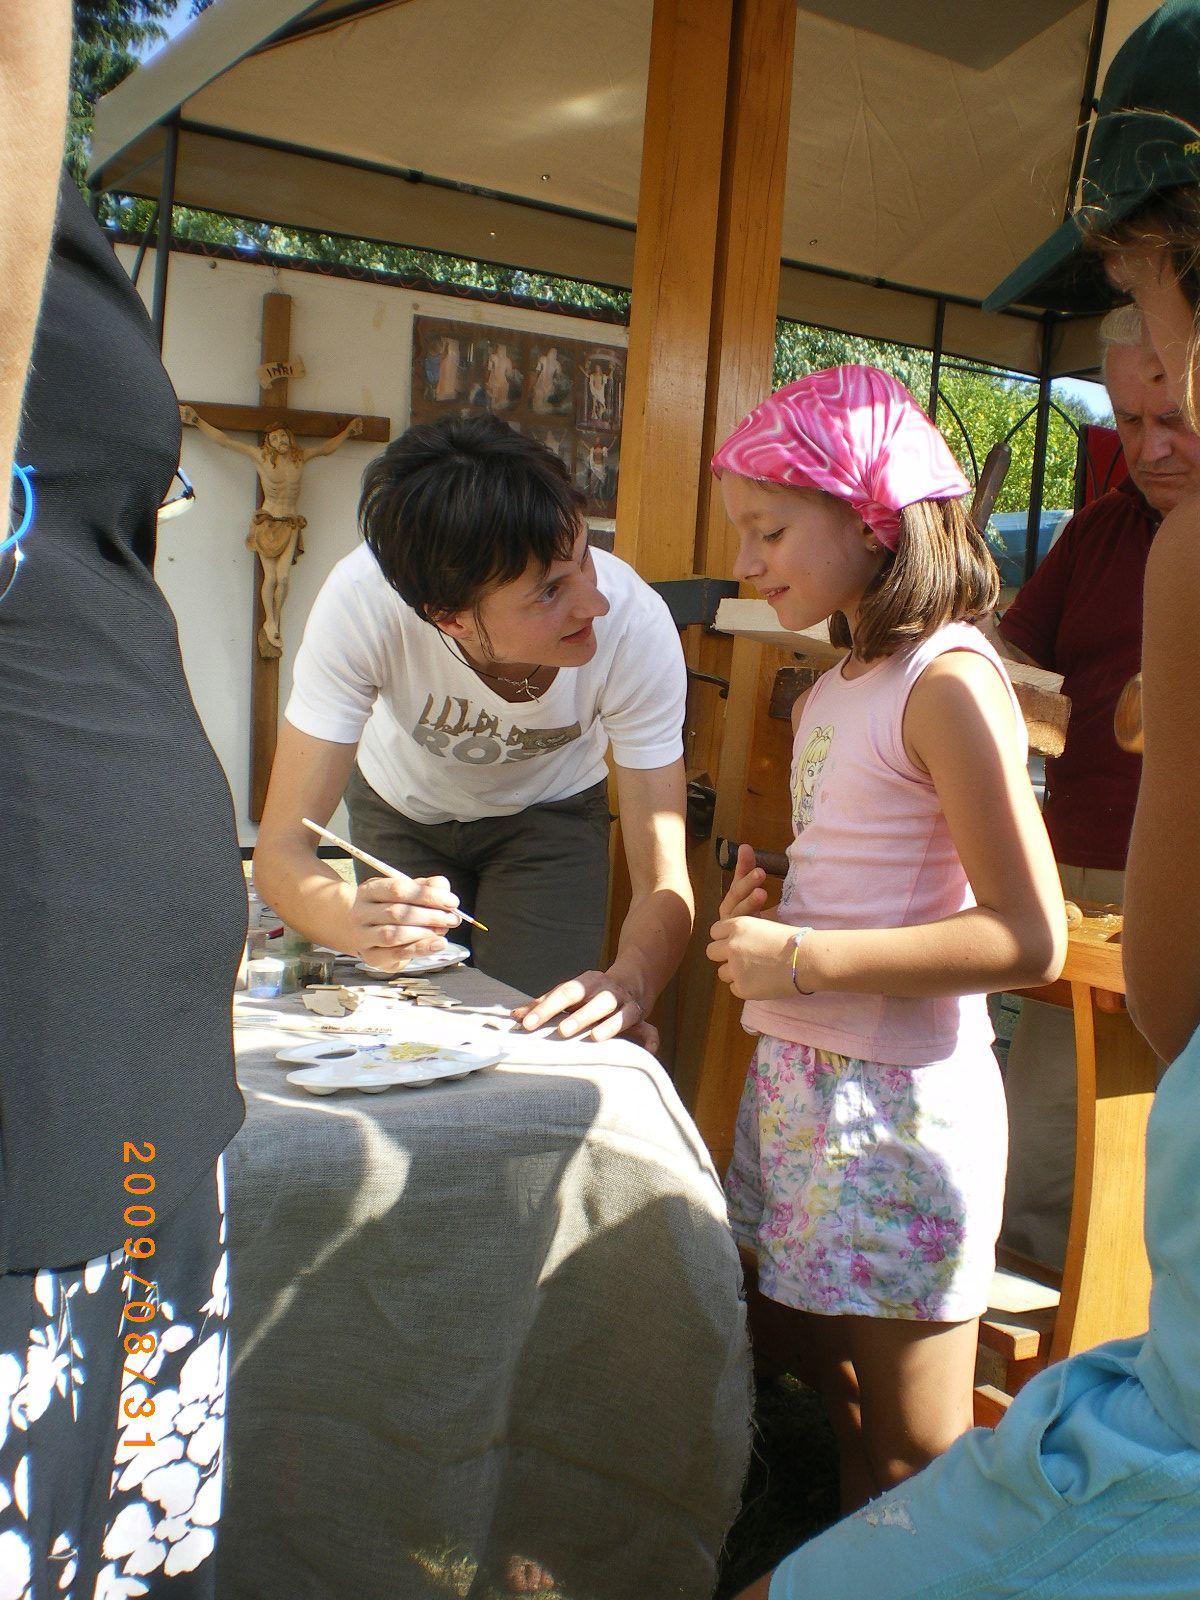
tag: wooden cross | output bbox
[181,292,390,822]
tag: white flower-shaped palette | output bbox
[282,1037,503,1093]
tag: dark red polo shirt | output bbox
[998,480,1157,872]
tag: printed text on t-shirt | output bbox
[412,693,583,765]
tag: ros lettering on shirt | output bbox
[411,694,581,764]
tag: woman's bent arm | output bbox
[1123,501,1200,1061]
[253,721,459,965]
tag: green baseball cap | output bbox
[985,0,1200,314]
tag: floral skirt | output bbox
[0,1161,229,1599]
[726,1036,1006,1321]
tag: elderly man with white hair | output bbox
[993,304,1200,1269]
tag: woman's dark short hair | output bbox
[359,414,586,620]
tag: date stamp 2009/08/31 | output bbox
[117,1141,162,1449]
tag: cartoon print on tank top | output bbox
[782,723,834,902]
[792,725,834,831]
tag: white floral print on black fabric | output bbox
[0,1164,228,1600]
[0,1245,124,1600]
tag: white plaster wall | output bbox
[119,244,626,843]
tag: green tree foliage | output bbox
[102,192,633,318]
[68,1,174,183]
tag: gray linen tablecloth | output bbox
[217,965,751,1599]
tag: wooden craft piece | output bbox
[1114,672,1143,753]
[714,599,1071,757]
[301,985,362,1018]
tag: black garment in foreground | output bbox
[0,173,245,1272]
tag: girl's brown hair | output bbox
[828,497,999,662]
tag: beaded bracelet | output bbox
[790,927,814,995]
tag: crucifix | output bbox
[179,292,390,821]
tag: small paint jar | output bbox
[299,951,337,986]
[245,956,287,998]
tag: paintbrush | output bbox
[301,817,488,931]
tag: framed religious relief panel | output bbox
[411,314,626,535]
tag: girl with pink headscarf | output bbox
[705,366,1065,1511]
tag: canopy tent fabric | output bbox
[92,0,1158,376]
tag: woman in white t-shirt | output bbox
[253,414,693,1045]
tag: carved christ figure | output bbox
[180,407,363,658]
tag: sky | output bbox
[139,0,196,59]
[1058,377,1111,421]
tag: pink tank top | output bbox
[742,621,1026,1066]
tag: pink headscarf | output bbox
[711,365,969,550]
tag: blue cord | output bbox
[1,464,35,558]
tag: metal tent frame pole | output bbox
[150,116,179,350]
[87,167,104,220]
[928,297,946,421]
[1023,313,1056,584]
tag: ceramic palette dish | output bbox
[276,1039,465,1066]
[355,942,471,978]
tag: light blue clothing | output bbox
[769,1022,1200,1599]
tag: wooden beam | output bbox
[973,1384,1013,1428]
[182,403,389,443]
[605,0,735,1035]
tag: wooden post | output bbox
[250,292,293,822]
[693,0,797,583]
[929,297,947,422]
[605,0,795,1076]
[603,0,733,983]
[666,0,797,1118]
[1023,312,1057,584]
[613,0,735,585]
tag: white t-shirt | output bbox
[285,545,687,824]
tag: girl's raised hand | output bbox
[718,844,770,922]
